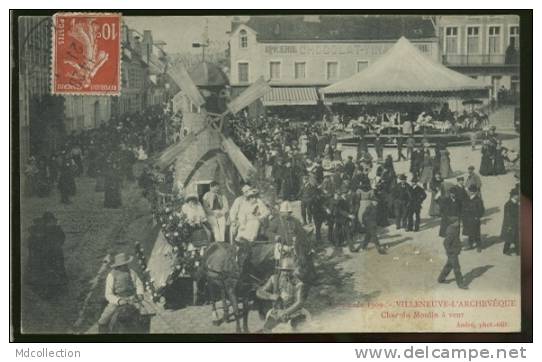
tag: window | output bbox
[326,61,338,80]
[416,44,430,53]
[269,61,281,80]
[294,62,306,79]
[239,29,248,48]
[238,62,249,83]
[356,60,369,72]
[466,26,480,54]
[488,26,501,54]
[445,27,459,54]
[509,25,519,50]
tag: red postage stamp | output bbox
[52,13,121,95]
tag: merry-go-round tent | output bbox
[321,36,489,104]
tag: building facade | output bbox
[63,96,113,133]
[18,16,58,160]
[436,15,520,103]
[228,15,438,115]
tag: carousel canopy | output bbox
[321,37,488,102]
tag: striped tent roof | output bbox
[322,37,487,97]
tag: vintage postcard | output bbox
[12,11,528,337]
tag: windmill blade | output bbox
[227,76,271,115]
[167,62,205,108]
[220,135,256,181]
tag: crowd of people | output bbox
[319,104,489,136]
[23,104,178,207]
[479,126,520,176]
[224,114,520,265]
[23,107,520,330]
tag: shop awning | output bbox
[263,87,319,106]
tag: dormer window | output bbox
[239,29,248,48]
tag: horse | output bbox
[197,241,276,333]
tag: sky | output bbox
[124,16,234,54]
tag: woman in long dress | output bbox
[439,148,453,179]
[479,140,494,176]
[493,142,507,175]
[419,149,433,189]
[429,173,444,217]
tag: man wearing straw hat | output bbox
[98,253,145,332]
[256,256,309,332]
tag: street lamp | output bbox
[192,42,209,62]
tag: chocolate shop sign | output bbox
[263,43,394,57]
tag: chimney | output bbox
[142,30,153,63]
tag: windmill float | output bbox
[142,62,272,302]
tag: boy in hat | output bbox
[407,176,427,232]
[501,188,520,255]
[98,253,144,332]
[256,256,308,332]
[438,218,468,289]
[461,184,485,252]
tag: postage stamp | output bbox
[52,13,121,95]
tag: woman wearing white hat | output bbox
[236,188,270,242]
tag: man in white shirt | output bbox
[202,181,229,242]
[229,185,252,242]
[98,253,144,332]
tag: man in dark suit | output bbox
[359,196,386,254]
[501,188,519,255]
[462,185,485,252]
[454,177,469,204]
[326,188,355,253]
[392,174,412,229]
[438,218,468,289]
[407,176,427,232]
[438,187,462,238]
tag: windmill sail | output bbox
[221,136,256,181]
[167,63,205,107]
[227,76,271,115]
